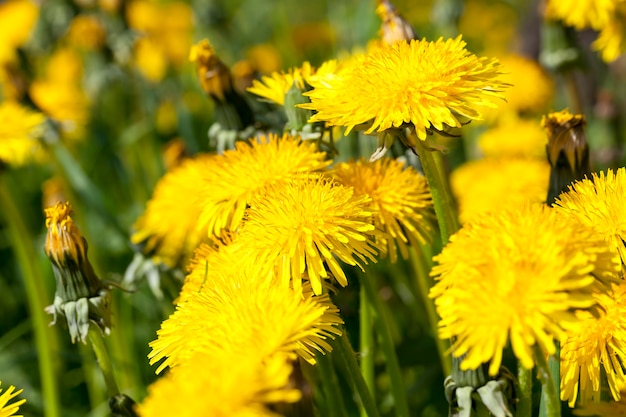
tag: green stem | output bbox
[360,269,410,417]
[316,351,350,417]
[408,246,451,376]
[360,284,375,401]
[88,327,120,398]
[536,345,561,417]
[0,176,61,417]
[517,362,533,417]
[410,132,460,244]
[336,332,381,417]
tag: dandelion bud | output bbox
[541,109,590,203]
[376,0,417,44]
[189,40,254,131]
[44,202,111,343]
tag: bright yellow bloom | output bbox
[302,36,506,140]
[0,101,45,166]
[131,154,216,268]
[0,382,25,417]
[148,266,343,373]
[561,282,626,407]
[430,204,621,375]
[553,168,626,264]
[450,158,550,223]
[239,174,380,295]
[332,158,434,263]
[0,0,39,64]
[66,15,106,50]
[594,15,626,62]
[137,351,301,417]
[197,133,330,241]
[133,37,167,82]
[478,117,548,159]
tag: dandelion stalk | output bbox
[88,327,120,397]
[536,346,561,417]
[0,175,61,417]
[408,130,460,243]
[316,351,350,417]
[360,269,410,417]
[336,332,381,417]
[359,285,375,400]
[409,246,451,376]
[517,362,533,417]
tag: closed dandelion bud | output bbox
[189,39,254,131]
[284,82,313,132]
[44,202,111,343]
[376,0,417,44]
[542,109,590,203]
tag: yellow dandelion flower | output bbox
[133,37,167,82]
[131,153,216,268]
[148,267,343,373]
[158,2,193,67]
[197,133,330,240]
[553,168,626,264]
[302,36,506,140]
[593,13,626,62]
[66,15,106,50]
[246,43,282,74]
[0,0,39,64]
[0,101,45,166]
[458,0,517,55]
[137,351,301,417]
[332,158,434,263]
[0,382,26,417]
[247,61,318,106]
[430,204,620,375]
[238,174,379,295]
[545,0,618,31]
[450,158,550,223]
[561,282,626,407]
[574,397,626,416]
[478,117,548,159]
[126,0,161,34]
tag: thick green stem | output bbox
[410,132,460,244]
[409,246,451,376]
[360,270,410,417]
[517,363,533,417]
[336,332,381,417]
[88,327,120,398]
[316,351,349,417]
[360,285,375,402]
[0,177,61,417]
[536,346,561,417]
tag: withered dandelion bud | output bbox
[541,109,591,204]
[44,202,111,343]
[376,0,418,44]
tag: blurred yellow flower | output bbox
[430,204,620,375]
[574,397,626,416]
[131,153,216,268]
[137,351,301,417]
[561,282,626,407]
[0,100,45,166]
[66,14,106,50]
[148,266,342,373]
[133,37,167,82]
[593,12,626,62]
[238,174,379,295]
[303,36,506,140]
[0,381,26,417]
[246,43,282,74]
[0,0,39,64]
[333,158,434,263]
[450,158,550,223]
[478,117,548,159]
[553,168,626,264]
[458,0,517,55]
[197,133,330,240]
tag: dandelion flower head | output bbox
[197,133,330,241]
[237,174,380,295]
[137,351,301,417]
[430,204,621,375]
[561,282,626,407]
[0,0,39,64]
[148,267,343,373]
[450,157,550,223]
[247,61,328,105]
[553,168,626,265]
[478,117,548,159]
[132,154,216,268]
[332,157,434,263]
[0,101,45,166]
[303,36,507,140]
[0,381,26,417]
